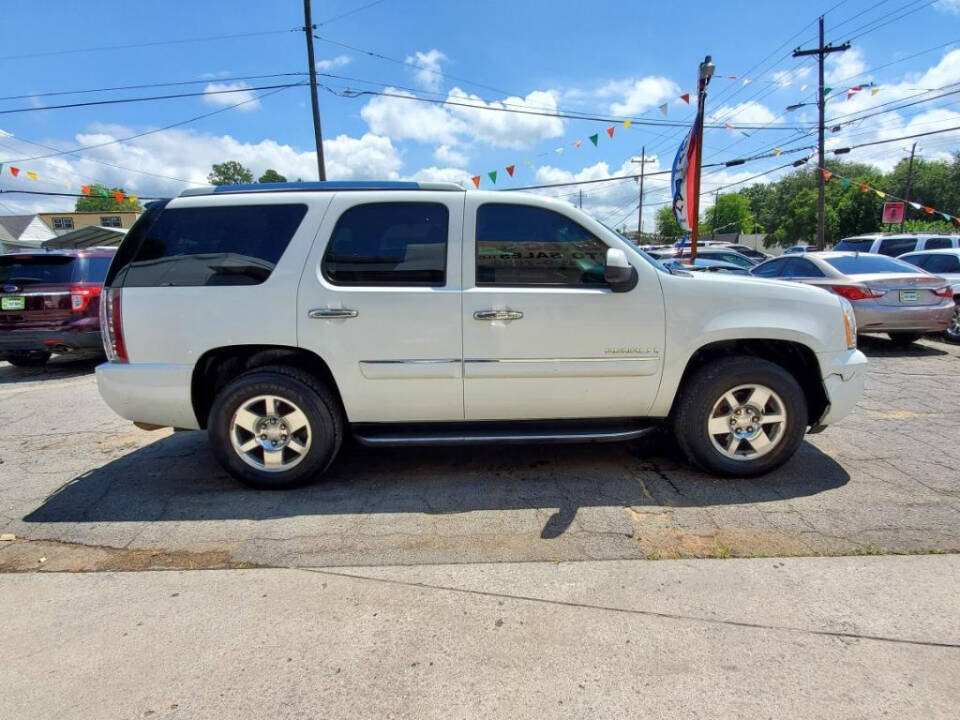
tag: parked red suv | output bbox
[0,249,115,367]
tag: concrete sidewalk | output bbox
[2,555,958,719]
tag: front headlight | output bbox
[839,297,857,350]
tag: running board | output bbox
[351,420,659,447]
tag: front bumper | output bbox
[0,330,102,357]
[853,299,955,333]
[815,348,868,427]
[96,361,199,430]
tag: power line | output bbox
[0,82,306,116]
[319,0,391,25]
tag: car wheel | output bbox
[6,351,51,367]
[672,356,807,477]
[208,365,343,489]
[945,302,960,344]
[887,332,924,347]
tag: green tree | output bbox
[74,185,143,212]
[208,161,253,186]
[258,169,287,183]
[701,193,755,234]
[655,205,682,237]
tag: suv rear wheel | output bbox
[673,356,807,477]
[208,365,343,489]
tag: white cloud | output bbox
[433,144,468,167]
[315,55,351,72]
[936,0,960,13]
[405,49,447,92]
[360,87,464,144]
[772,66,812,87]
[408,166,473,187]
[607,76,681,116]
[825,47,869,87]
[713,101,782,125]
[202,81,260,111]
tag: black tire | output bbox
[944,302,960,345]
[672,356,808,477]
[6,351,51,367]
[887,332,924,347]
[208,365,343,489]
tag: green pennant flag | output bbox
[588,133,599,147]
[488,170,497,184]
[841,178,851,189]
[941,212,951,222]
[823,87,833,97]
[96,186,110,197]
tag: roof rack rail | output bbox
[178,181,465,197]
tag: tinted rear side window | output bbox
[825,255,921,275]
[119,204,307,287]
[323,202,448,285]
[877,237,917,257]
[923,237,952,250]
[0,255,77,285]
[921,254,960,274]
[834,238,875,252]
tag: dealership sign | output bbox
[882,202,905,224]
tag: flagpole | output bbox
[689,55,714,262]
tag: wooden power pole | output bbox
[900,142,917,232]
[303,0,327,180]
[631,147,654,242]
[793,16,849,250]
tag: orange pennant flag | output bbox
[606,126,615,138]
[9,167,19,177]
[471,176,481,189]
[574,139,582,148]
[505,165,515,177]
[860,183,869,192]
[680,93,690,104]
[113,191,124,202]
[81,185,91,195]
[822,169,833,181]
[923,206,935,214]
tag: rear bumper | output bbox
[815,348,868,427]
[0,330,102,357]
[96,361,199,430]
[854,299,954,333]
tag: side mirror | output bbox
[604,248,639,292]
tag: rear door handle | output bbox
[474,310,523,321]
[309,308,358,319]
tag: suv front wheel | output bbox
[208,366,343,489]
[673,356,808,477]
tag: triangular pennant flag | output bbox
[727,75,738,80]
[505,165,515,177]
[773,148,782,156]
[471,176,481,189]
[81,185,91,195]
[823,87,833,97]
[113,191,124,202]
[680,93,690,104]
[841,178,851,189]
[554,147,564,154]
[623,120,631,128]
[909,201,922,210]
[923,206,935,214]
[860,183,869,192]
[724,123,735,132]
[128,195,138,203]
[743,78,752,85]
[26,171,38,180]
[871,87,880,96]
[822,169,833,181]
[800,84,809,92]
[96,186,109,197]
[846,87,862,101]
[9,167,19,177]
[487,171,497,184]
[574,139,582,148]
[588,133,599,146]
[940,212,951,221]
[658,103,668,117]
[874,189,885,198]
[606,125,615,138]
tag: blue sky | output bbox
[1,0,959,228]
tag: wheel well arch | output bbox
[191,345,343,429]
[672,339,828,425]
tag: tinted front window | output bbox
[834,238,875,252]
[119,204,306,287]
[878,237,917,257]
[476,204,608,286]
[751,259,786,277]
[0,255,77,285]
[921,254,960,274]
[825,255,921,275]
[923,237,952,250]
[323,202,448,285]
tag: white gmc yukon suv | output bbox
[96,181,867,488]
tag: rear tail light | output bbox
[70,285,101,312]
[932,285,953,299]
[827,285,885,301]
[100,287,128,363]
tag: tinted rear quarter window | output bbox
[833,238,875,252]
[751,258,786,277]
[877,237,917,257]
[322,202,448,285]
[0,255,77,285]
[922,254,960,274]
[923,237,952,250]
[119,204,307,287]
[825,255,920,275]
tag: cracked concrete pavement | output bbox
[1,334,959,571]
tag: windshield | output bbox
[598,221,671,274]
[824,254,922,275]
[0,254,77,285]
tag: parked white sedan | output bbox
[898,249,960,343]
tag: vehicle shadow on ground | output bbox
[25,429,850,537]
[857,334,949,358]
[0,356,100,384]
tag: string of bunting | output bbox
[0,162,138,203]
[820,167,960,226]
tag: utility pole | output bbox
[900,142,917,232]
[711,189,720,240]
[303,0,327,180]
[631,147,654,243]
[690,56,714,261]
[793,16,849,250]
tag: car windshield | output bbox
[0,254,77,285]
[824,254,921,275]
[834,238,875,252]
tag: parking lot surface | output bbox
[1,335,959,571]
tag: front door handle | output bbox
[309,308,359,319]
[474,309,523,321]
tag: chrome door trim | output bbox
[463,356,660,378]
[359,358,463,380]
[308,307,358,319]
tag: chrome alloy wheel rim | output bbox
[230,395,311,472]
[707,384,787,461]
[948,304,960,339]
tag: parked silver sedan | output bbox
[898,248,960,343]
[750,251,955,346]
